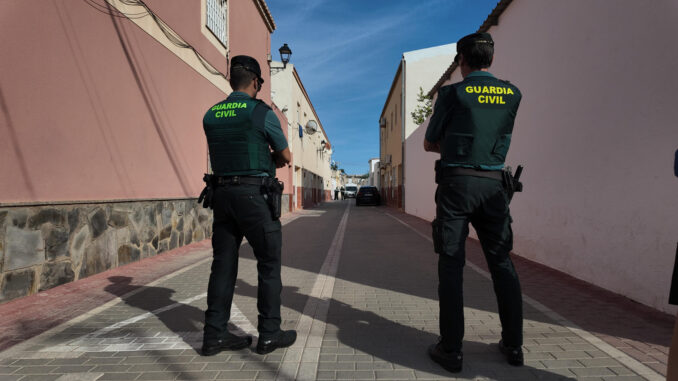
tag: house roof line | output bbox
[292,67,330,145]
[427,0,512,98]
[254,0,276,33]
[379,59,403,120]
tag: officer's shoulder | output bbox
[497,78,521,95]
[439,84,454,92]
[438,84,459,98]
[252,98,272,111]
[208,99,227,110]
[204,99,225,119]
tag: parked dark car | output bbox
[355,186,380,206]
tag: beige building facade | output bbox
[379,43,456,209]
[271,62,333,210]
[379,65,404,208]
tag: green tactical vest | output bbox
[440,72,522,170]
[203,94,275,177]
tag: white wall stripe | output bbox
[275,202,351,381]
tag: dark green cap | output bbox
[230,55,264,84]
[457,32,494,50]
[454,32,494,63]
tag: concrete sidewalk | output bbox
[0,201,671,380]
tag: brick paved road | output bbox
[0,201,669,380]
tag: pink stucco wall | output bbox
[405,0,678,313]
[0,0,273,204]
[142,0,227,76]
[134,0,272,103]
[228,0,272,104]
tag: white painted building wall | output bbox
[404,116,438,220]
[402,43,456,140]
[368,158,380,187]
[271,62,333,207]
[404,0,678,313]
[401,44,455,210]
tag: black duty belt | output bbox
[441,166,503,181]
[215,176,267,186]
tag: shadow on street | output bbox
[235,280,574,380]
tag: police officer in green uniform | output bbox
[201,55,296,356]
[424,33,524,372]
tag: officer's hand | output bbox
[272,148,291,168]
[424,139,441,153]
[273,154,286,168]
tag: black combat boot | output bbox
[201,334,252,356]
[428,342,463,373]
[498,340,524,366]
[256,330,297,354]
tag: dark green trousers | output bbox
[204,183,282,342]
[433,175,523,352]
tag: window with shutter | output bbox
[206,0,228,47]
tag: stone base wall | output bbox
[0,199,213,304]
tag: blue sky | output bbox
[267,0,500,175]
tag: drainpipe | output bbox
[400,57,406,211]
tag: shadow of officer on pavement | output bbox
[104,276,205,346]
[235,279,574,380]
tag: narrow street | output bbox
[0,201,670,381]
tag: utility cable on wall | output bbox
[83,0,227,80]
[83,0,147,19]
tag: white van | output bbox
[344,184,358,198]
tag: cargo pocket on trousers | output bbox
[262,220,282,255]
[432,219,443,254]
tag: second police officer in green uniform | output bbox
[200,55,296,356]
[424,32,524,372]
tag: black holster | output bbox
[198,174,215,209]
[501,165,524,202]
[262,178,284,220]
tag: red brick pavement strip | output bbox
[502,249,672,376]
[0,210,303,354]
[384,206,673,377]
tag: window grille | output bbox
[206,0,227,47]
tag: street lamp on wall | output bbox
[279,43,292,68]
[317,140,327,155]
